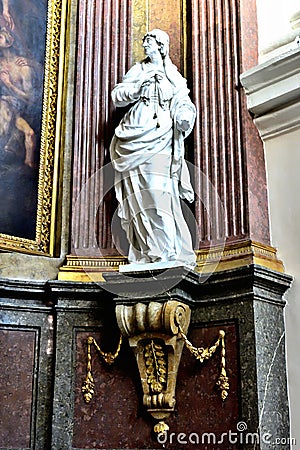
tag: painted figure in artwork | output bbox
[110,29,196,269]
[1,0,14,29]
[0,27,36,167]
[0,0,45,168]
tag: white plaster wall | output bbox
[256,0,299,50]
[256,0,300,62]
[264,129,300,446]
[255,1,300,444]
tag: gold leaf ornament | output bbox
[144,340,167,394]
[179,327,230,401]
[82,372,95,403]
[82,334,123,404]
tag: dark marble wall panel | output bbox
[73,323,239,449]
[253,299,289,443]
[0,283,55,450]
[0,328,36,449]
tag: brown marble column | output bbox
[59,0,132,280]
[190,0,283,272]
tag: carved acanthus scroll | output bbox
[116,300,191,430]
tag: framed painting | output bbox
[0,0,66,255]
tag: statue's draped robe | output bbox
[110,58,196,265]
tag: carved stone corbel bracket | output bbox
[116,300,191,431]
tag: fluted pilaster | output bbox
[71,0,132,255]
[191,0,271,248]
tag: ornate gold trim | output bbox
[58,255,128,281]
[195,240,284,274]
[182,0,188,78]
[144,340,167,395]
[0,0,67,256]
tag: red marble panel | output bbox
[191,0,247,245]
[73,323,239,449]
[0,329,36,448]
[239,0,259,73]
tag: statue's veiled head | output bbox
[143,29,170,58]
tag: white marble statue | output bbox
[110,29,197,271]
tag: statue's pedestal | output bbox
[103,264,292,449]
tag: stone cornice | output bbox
[240,47,300,139]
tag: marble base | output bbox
[119,260,195,273]
[110,265,292,449]
[0,265,293,449]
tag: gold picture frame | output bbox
[0,0,66,256]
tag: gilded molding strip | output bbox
[182,0,187,77]
[58,255,128,281]
[38,0,63,253]
[195,240,284,273]
[61,255,127,268]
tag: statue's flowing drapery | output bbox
[110,58,196,265]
